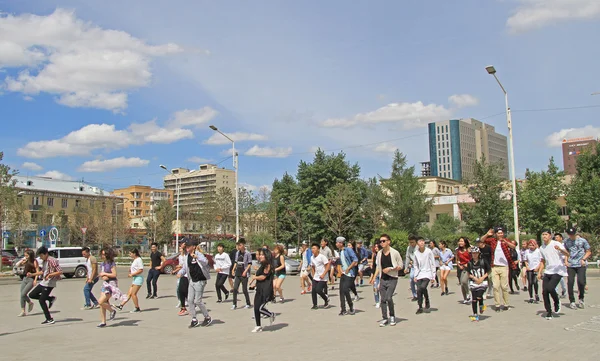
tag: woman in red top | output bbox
[456,237,472,304]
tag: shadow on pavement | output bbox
[264,323,288,332]
[110,319,140,327]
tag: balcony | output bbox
[29,205,42,211]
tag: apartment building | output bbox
[562,137,598,175]
[428,118,509,181]
[111,185,174,218]
[162,164,236,213]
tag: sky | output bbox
[1,0,599,193]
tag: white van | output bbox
[47,247,88,278]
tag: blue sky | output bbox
[1,0,599,192]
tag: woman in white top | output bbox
[116,248,143,313]
[524,239,542,303]
[438,241,454,296]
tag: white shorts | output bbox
[440,265,452,271]
[358,264,366,272]
[300,269,309,277]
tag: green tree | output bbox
[518,157,564,238]
[296,149,360,240]
[373,229,409,255]
[153,200,176,244]
[322,182,360,237]
[271,173,300,244]
[567,143,600,235]
[380,150,432,235]
[357,178,385,242]
[0,151,18,251]
[420,214,461,241]
[215,187,235,235]
[460,156,512,235]
[239,187,258,237]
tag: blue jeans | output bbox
[84,277,99,307]
[373,275,380,303]
[409,268,417,298]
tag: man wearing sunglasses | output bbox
[375,234,404,327]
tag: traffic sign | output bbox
[40,229,47,237]
[49,227,59,242]
[81,227,87,234]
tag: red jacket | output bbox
[484,238,516,270]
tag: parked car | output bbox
[2,251,16,266]
[250,253,300,275]
[12,247,87,278]
[160,253,215,274]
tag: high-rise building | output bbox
[162,164,236,213]
[562,137,598,175]
[428,118,509,181]
[111,185,174,218]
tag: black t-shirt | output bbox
[235,251,245,277]
[467,259,490,278]
[274,255,286,276]
[150,251,163,268]
[187,254,206,282]
[380,251,393,281]
[228,250,237,275]
[479,246,492,266]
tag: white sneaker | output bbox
[244,305,252,309]
[231,305,237,310]
[252,326,263,333]
[389,316,397,326]
[354,295,360,302]
[375,302,380,309]
[570,302,577,310]
[18,311,25,317]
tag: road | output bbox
[0,271,598,360]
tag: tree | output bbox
[239,187,258,237]
[322,182,360,237]
[567,143,600,235]
[7,195,28,249]
[295,149,361,240]
[518,157,564,238]
[460,156,512,235]
[380,150,432,235]
[420,214,461,241]
[153,200,176,244]
[214,187,235,234]
[358,177,385,242]
[271,173,300,244]
[0,151,18,249]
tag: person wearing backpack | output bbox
[335,237,358,316]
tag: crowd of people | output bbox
[14,226,593,330]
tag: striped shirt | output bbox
[40,256,62,287]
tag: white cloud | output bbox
[448,94,479,108]
[21,162,43,171]
[204,132,268,145]
[168,107,219,128]
[17,108,211,158]
[36,170,73,180]
[372,142,398,153]
[308,146,321,153]
[0,9,184,111]
[545,125,600,147]
[245,145,292,158]
[319,101,453,129]
[78,157,149,172]
[187,156,212,163]
[507,0,600,33]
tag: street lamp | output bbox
[485,65,520,244]
[160,165,181,249]
[209,125,239,241]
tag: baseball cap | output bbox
[469,246,480,253]
[494,226,505,233]
[566,227,577,235]
[185,239,198,247]
[301,240,308,245]
[335,236,346,244]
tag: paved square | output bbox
[1,269,598,361]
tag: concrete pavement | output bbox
[0,272,598,361]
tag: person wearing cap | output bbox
[480,227,516,312]
[355,240,370,287]
[299,241,312,295]
[466,246,490,322]
[553,233,568,298]
[179,240,212,328]
[538,229,570,320]
[413,237,436,314]
[376,233,404,327]
[335,236,358,316]
[564,228,591,309]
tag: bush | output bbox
[373,230,409,253]
[249,231,276,250]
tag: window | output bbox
[45,214,53,225]
[558,206,568,216]
[75,200,81,208]
[60,249,83,258]
[27,180,33,186]
[62,199,68,208]
[48,250,58,258]
[47,197,54,207]
[133,223,139,228]
[32,196,40,206]
[424,214,430,223]
[31,213,39,223]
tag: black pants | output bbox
[542,274,562,313]
[416,279,430,308]
[509,266,520,292]
[215,273,230,301]
[233,276,250,307]
[567,267,586,303]
[471,288,485,314]
[178,277,189,307]
[147,269,160,296]
[526,271,539,298]
[434,268,440,285]
[312,280,328,306]
[254,293,273,327]
[339,275,355,312]
[29,285,54,320]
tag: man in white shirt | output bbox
[376,234,404,327]
[538,229,570,320]
[310,243,330,309]
[213,243,232,303]
[413,237,436,314]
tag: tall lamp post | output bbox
[209,125,239,241]
[160,165,181,251]
[485,65,520,244]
